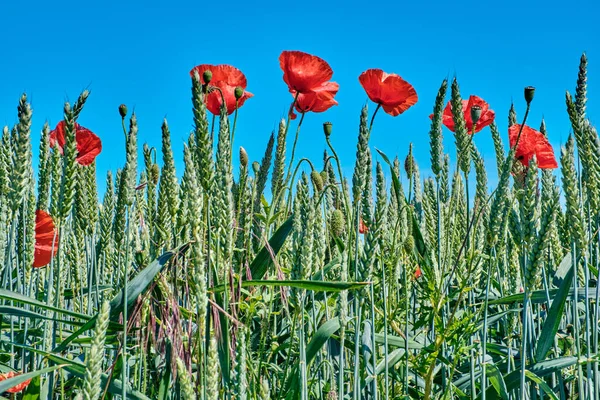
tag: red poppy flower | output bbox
[279,51,334,94]
[0,371,32,393]
[433,95,495,134]
[358,69,418,116]
[289,81,339,120]
[189,64,253,115]
[33,210,58,268]
[414,267,422,280]
[49,121,102,166]
[358,218,368,234]
[508,124,558,169]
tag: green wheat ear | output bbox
[176,357,196,400]
[82,300,110,400]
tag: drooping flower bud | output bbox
[234,86,244,100]
[119,104,128,119]
[320,170,328,185]
[323,122,333,138]
[524,86,535,105]
[150,164,160,185]
[239,147,248,167]
[252,161,260,175]
[330,209,345,237]
[310,170,324,191]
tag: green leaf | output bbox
[21,375,40,400]
[305,318,340,365]
[284,318,341,399]
[361,348,406,389]
[249,216,293,280]
[110,244,187,318]
[524,370,559,400]
[486,364,509,400]
[485,357,578,399]
[0,306,84,326]
[535,262,574,362]
[54,245,185,352]
[0,289,88,320]
[551,252,572,287]
[0,365,63,393]
[489,287,595,306]
[211,280,368,294]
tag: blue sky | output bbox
[0,0,597,194]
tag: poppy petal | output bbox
[359,69,418,116]
[294,81,339,114]
[279,51,333,94]
[33,209,58,268]
[75,128,102,166]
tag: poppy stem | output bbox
[369,104,381,132]
[512,103,531,153]
[121,118,128,142]
[282,92,301,184]
[285,112,306,188]
[231,101,239,148]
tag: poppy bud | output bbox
[323,122,333,138]
[524,86,535,105]
[239,147,248,167]
[203,70,212,85]
[403,235,415,254]
[320,170,328,185]
[150,164,160,185]
[119,104,128,119]
[252,161,260,175]
[311,170,324,191]
[470,105,482,126]
[135,250,145,267]
[330,209,345,237]
[234,86,244,100]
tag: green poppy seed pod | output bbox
[252,161,260,175]
[403,235,415,254]
[311,170,324,191]
[234,86,244,100]
[203,70,212,85]
[150,164,160,185]
[470,105,482,126]
[119,104,128,119]
[524,86,535,105]
[330,209,346,237]
[323,122,333,138]
[239,147,248,167]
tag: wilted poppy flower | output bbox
[279,51,334,94]
[289,81,339,120]
[33,209,58,268]
[509,124,558,169]
[358,69,418,116]
[49,121,102,166]
[358,218,368,234]
[189,64,253,115]
[433,95,495,134]
[0,371,32,393]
